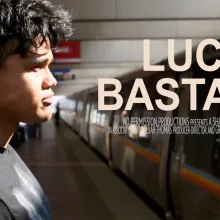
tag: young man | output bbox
[0,0,73,219]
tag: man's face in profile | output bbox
[0,37,57,124]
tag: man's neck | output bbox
[0,119,18,148]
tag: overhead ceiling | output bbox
[50,38,204,97]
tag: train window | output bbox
[113,110,120,130]
[111,110,127,136]
[119,110,129,136]
[100,112,106,127]
[93,110,97,124]
[134,101,166,154]
[104,112,111,127]
[76,100,83,115]
[96,111,100,125]
[137,109,154,148]
[90,103,97,124]
[72,100,76,111]
[96,111,104,126]
[127,107,140,140]
[118,110,127,125]
[69,101,72,110]
[85,102,90,123]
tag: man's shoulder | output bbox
[0,145,18,163]
[6,145,21,157]
[1,145,28,173]
[0,200,15,220]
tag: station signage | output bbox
[53,41,81,64]
[51,68,75,81]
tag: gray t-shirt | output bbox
[0,145,52,220]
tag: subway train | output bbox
[58,43,220,220]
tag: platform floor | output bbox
[16,119,161,220]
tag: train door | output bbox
[168,71,191,219]
[106,106,114,165]
[103,97,114,162]
[76,100,83,134]
[80,93,87,138]
[169,63,220,220]
[84,100,91,143]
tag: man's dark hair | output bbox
[0,0,73,65]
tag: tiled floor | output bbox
[16,119,160,220]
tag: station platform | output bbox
[16,119,161,220]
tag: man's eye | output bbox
[30,66,41,72]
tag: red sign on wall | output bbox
[54,41,81,64]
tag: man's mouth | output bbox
[42,93,54,105]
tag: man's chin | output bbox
[21,108,52,124]
[31,110,52,123]
[39,112,52,122]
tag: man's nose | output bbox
[42,68,57,89]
